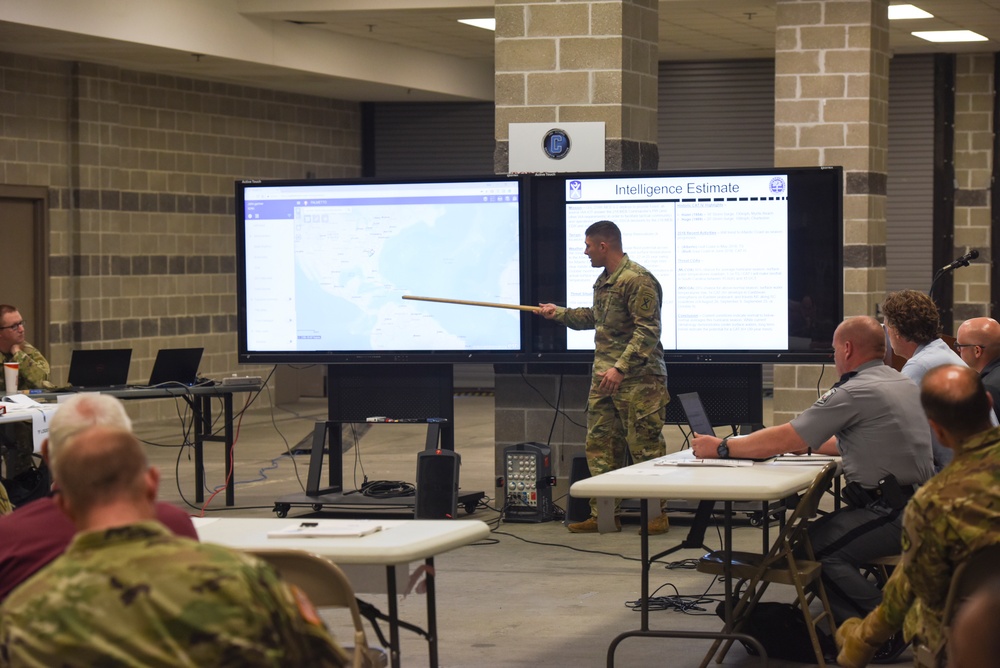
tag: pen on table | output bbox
[20,389,44,395]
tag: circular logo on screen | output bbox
[543,129,571,160]
[769,177,786,194]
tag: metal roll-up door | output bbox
[658,59,775,170]
[887,55,935,293]
[372,102,495,178]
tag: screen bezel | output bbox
[524,166,843,365]
[235,174,532,364]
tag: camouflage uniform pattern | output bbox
[0,521,349,668]
[0,343,51,478]
[1,343,53,391]
[866,425,1000,652]
[0,484,10,516]
[554,255,670,514]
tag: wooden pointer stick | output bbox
[402,294,540,313]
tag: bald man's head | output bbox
[921,365,993,443]
[832,316,886,374]
[956,317,1000,372]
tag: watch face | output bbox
[717,442,729,458]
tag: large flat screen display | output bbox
[237,176,526,363]
[528,167,843,363]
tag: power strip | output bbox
[221,375,262,387]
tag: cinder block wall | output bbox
[0,52,361,422]
[952,53,994,323]
[771,0,890,424]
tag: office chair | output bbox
[696,462,839,667]
[249,548,388,668]
[913,543,1000,668]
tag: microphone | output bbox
[939,249,979,273]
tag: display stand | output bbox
[273,364,484,518]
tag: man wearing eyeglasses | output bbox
[955,317,1000,409]
[0,304,53,492]
[0,305,52,391]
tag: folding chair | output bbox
[913,543,1000,668]
[696,462,839,667]
[249,548,388,668]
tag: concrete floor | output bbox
[136,391,910,668]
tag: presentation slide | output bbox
[243,180,522,353]
[564,174,789,351]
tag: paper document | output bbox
[770,454,839,466]
[267,520,383,538]
[654,458,754,467]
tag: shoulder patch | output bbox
[635,286,657,317]
[815,387,838,406]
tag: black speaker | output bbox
[565,454,592,524]
[415,449,460,519]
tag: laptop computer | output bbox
[146,347,204,387]
[677,392,716,437]
[67,349,132,389]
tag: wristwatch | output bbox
[717,437,730,459]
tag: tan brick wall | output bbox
[952,54,994,322]
[494,0,658,171]
[0,52,361,423]
[772,0,890,424]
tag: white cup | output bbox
[4,361,18,396]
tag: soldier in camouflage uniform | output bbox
[538,221,670,534]
[0,305,53,483]
[0,427,349,667]
[837,365,1000,667]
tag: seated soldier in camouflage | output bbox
[0,304,53,488]
[0,483,10,515]
[837,365,1000,667]
[0,427,349,667]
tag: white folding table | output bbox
[194,517,489,668]
[571,455,823,666]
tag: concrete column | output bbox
[772,0,890,424]
[952,54,994,323]
[493,0,659,172]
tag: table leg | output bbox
[223,393,234,507]
[424,557,438,668]
[386,564,401,668]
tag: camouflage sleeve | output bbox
[553,305,596,331]
[615,275,662,375]
[0,482,11,515]
[252,562,351,667]
[12,344,53,391]
[874,561,913,631]
[900,493,949,612]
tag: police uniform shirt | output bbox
[789,359,935,489]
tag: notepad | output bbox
[267,521,383,538]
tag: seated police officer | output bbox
[692,316,935,627]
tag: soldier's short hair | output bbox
[920,364,992,441]
[53,428,149,514]
[585,220,622,248]
[0,304,17,318]
[48,393,132,470]
[882,290,940,344]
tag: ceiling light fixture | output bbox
[912,30,988,43]
[458,18,496,31]
[888,4,934,20]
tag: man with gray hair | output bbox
[0,393,197,601]
[0,426,348,666]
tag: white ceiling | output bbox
[0,0,998,102]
